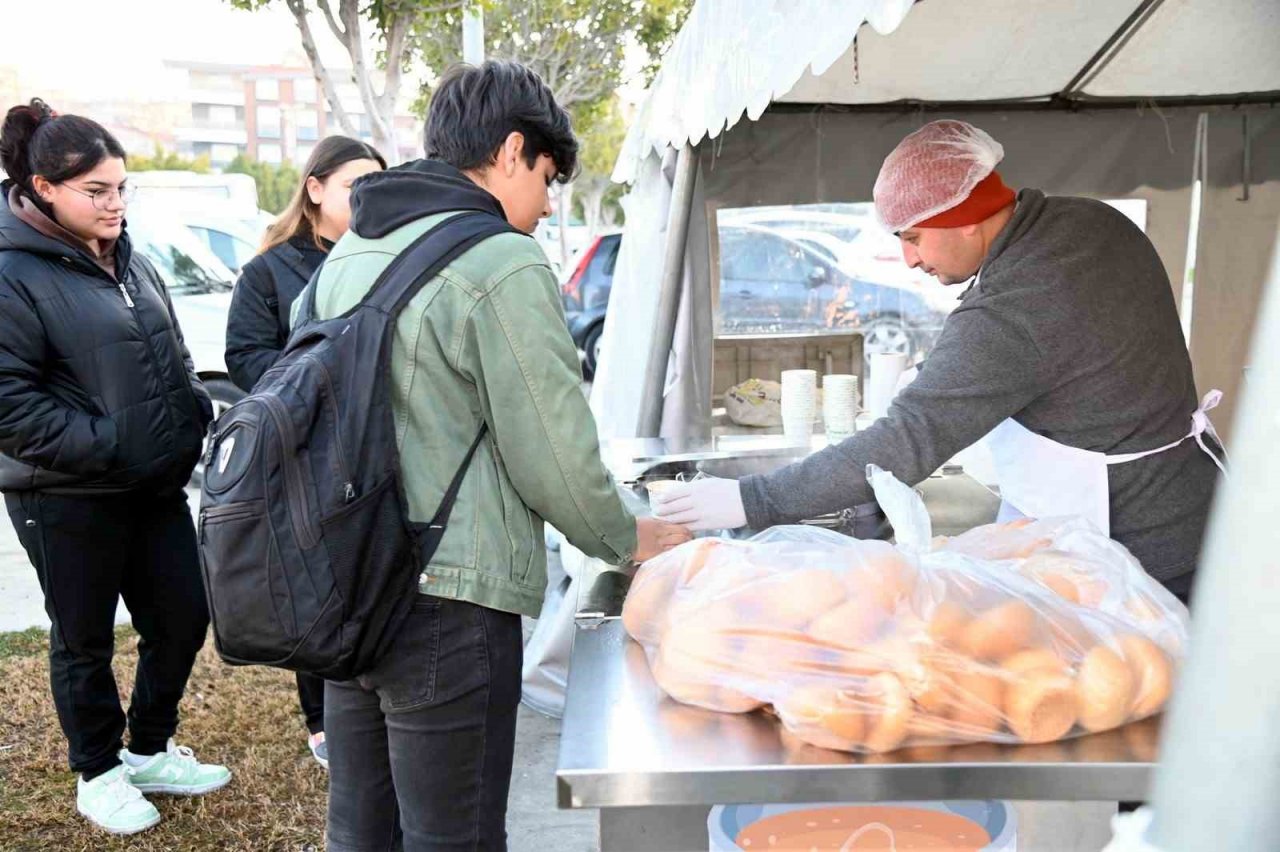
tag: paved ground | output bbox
[0,492,598,851]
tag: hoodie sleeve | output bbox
[0,278,119,475]
[226,259,285,392]
[455,258,639,565]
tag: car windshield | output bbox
[128,215,236,295]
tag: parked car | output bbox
[560,231,621,377]
[126,211,243,483]
[183,212,263,274]
[717,225,947,362]
[130,197,269,274]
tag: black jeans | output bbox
[5,489,209,777]
[325,596,523,852]
[298,672,326,735]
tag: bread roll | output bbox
[808,597,887,649]
[947,669,1005,735]
[962,601,1036,660]
[1005,669,1079,744]
[1076,645,1136,732]
[863,673,913,753]
[927,600,971,648]
[1118,634,1173,718]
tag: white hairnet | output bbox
[873,120,1005,233]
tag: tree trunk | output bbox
[582,181,607,241]
[285,0,358,138]
[557,182,574,269]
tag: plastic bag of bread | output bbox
[621,466,1189,754]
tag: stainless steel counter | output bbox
[556,620,1160,810]
[557,457,1159,817]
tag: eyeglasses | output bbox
[64,183,138,211]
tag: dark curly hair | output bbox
[0,98,125,196]
[425,60,579,184]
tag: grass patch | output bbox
[0,627,46,661]
[0,627,326,850]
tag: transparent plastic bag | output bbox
[621,467,1189,753]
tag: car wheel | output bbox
[862,315,913,365]
[191,378,245,488]
[583,323,604,379]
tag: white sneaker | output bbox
[76,764,161,835]
[308,731,329,770]
[120,739,232,796]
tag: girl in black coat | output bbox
[0,99,229,835]
[224,135,384,768]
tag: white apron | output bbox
[985,390,1228,536]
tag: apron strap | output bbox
[1105,390,1229,475]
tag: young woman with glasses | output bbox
[0,98,230,836]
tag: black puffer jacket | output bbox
[0,184,213,494]
[224,236,329,392]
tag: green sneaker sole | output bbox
[77,804,161,835]
[130,773,232,796]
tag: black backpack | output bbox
[198,211,513,680]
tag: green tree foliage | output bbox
[126,145,212,174]
[410,0,690,240]
[223,155,302,214]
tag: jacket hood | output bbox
[0,180,132,276]
[348,159,507,239]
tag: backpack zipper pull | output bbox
[344,482,356,503]
[117,281,135,308]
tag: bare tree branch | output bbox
[378,9,412,119]
[285,0,358,137]
[315,0,348,46]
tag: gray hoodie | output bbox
[740,190,1218,584]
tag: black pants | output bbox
[297,672,325,735]
[6,489,209,778]
[325,596,523,852]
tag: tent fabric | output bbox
[615,0,1280,183]
[613,0,916,183]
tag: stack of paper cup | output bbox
[866,352,910,420]
[822,374,859,440]
[780,369,818,443]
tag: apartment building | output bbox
[166,60,420,167]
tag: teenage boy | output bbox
[302,60,690,851]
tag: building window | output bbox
[258,143,283,164]
[256,106,281,139]
[211,144,241,165]
[296,143,315,164]
[296,109,320,141]
[255,78,280,101]
[208,105,238,127]
[294,76,318,103]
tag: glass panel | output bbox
[129,217,236,296]
[293,76,317,103]
[255,78,280,100]
[716,203,954,364]
[256,106,281,139]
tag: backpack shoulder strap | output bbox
[291,210,513,331]
[367,211,515,316]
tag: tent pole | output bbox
[636,143,698,437]
[1145,226,1280,849]
[1056,0,1167,100]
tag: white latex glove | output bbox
[649,477,747,531]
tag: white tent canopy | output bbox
[594,0,1280,443]
[616,0,1280,181]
